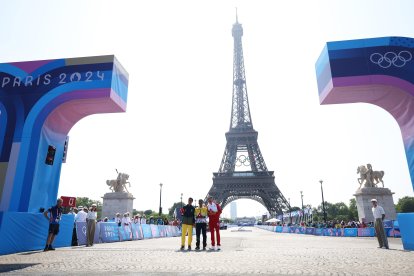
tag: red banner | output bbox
[61,196,76,207]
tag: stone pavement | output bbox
[0,227,413,275]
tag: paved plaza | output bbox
[0,227,412,275]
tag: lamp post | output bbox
[319,180,327,223]
[158,183,163,216]
[277,198,283,224]
[300,191,304,223]
[288,198,292,224]
[300,191,304,210]
[180,193,183,208]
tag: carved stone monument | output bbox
[102,171,135,219]
[354,164,396,222]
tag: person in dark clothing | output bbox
[195,199,208,250]
[43,198,63,251]
[180,197,195,250]
[71,207,78,246]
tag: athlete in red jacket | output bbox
[207,196,222,250]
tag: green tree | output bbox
[349,198,358,220]
[311,207,319,221]
[169,202,184,217]
[144,209,154,216]
[396,196,414,213]
[315,201,349,222]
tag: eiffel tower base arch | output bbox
[208,172,287,217]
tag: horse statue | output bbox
[106,172,131,193]
[357,164,385,188]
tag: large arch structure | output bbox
[316,36,414,250]
[0,55,128,254]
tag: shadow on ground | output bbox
[0,263,40,273]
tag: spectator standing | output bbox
[75,207,87,223]
[180,197,195,251]
[194,199,208,251]
[157,217,163,225]
[122,213,132,240]
[371,199,389,249]
[115,213,122,227]
[141,215,147,224]
[43,198,63,251]
[86,204,97,247]
[207,196,222,250]
[71,207,78,246]
[126,212,132,225]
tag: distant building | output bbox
[230,202,237,220]
[234,217,256,226]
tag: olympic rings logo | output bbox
[370,51,412,68]
[235,155,250,167]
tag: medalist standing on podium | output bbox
[195,199,208,250]
[180,197,195,250]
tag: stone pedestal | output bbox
[102,192,135,220]
[354,187,397,222]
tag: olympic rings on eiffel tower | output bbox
[235,155,250,167]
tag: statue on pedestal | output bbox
[357,164,385,188]
[354,164,396,222]
[106,170,131,193]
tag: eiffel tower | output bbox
[206,15,290,217]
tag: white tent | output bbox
[265,218,281,223]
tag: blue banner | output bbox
[305,228,315,235]
[150,224,160,238]
[170,226,179,236]
[75,221,102,244]
[393,228,401,238]
[259,225,400,239]
[76,222,87,245]
[119,224,132,241]
[358,228,375,237]
[99,222,120,243]
[322,228,343,236]
[314,228,323,236]
[94,222,101,244]
[141,224,153,239]
[158,225,164,237]
[385,228,394,237]
[297,227,305,234]
[344,228,358,237]
[131,223,143,240]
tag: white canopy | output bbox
[265,218,281,223]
